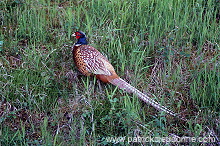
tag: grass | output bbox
[0,0,219,145]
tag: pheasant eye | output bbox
[75,32,81,35]
[75,32,82,39]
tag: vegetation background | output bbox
[0,0,219,145]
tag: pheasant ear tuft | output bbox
[77,31,86,36]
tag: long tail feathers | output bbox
[109,77,178,117]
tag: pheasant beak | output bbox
[71,33,76,37]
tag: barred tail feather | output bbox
[109,77,177,116]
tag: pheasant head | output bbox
[72,31,88,45]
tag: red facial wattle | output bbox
[75,32,82,39]
[76,35,81,39]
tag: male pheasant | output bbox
[71,31,179,118]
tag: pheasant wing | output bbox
[80,45,114,76]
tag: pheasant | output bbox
[71,31,181,118]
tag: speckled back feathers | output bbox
[73,45,117,79]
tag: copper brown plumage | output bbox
[71,31,185,120]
